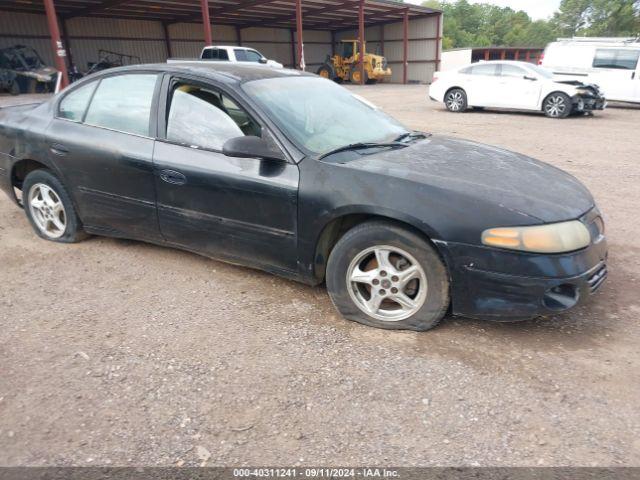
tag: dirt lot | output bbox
[1,86,639,467]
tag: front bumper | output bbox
[573,94,606,111]
[371,67,392,79]
[435,213,608,321]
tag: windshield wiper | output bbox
[319,142,407,160]
[394,131,431,143]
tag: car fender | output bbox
[315,204,444,242]
[303,203,446,284]
[546,82,579,97]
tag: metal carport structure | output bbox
[0,0,442,88]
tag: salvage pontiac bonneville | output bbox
[0,64,608,331]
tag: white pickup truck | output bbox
[167,46,284,68]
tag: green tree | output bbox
[551,0,591,36]
[552,0,639,37]
[421,0,639,50]
[585,0,640,36]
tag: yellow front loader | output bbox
[317,40,392,84]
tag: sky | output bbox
[405,0,562,20]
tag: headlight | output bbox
[577,89,595,98]
[481,220,591,253]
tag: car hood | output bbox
[266,59,284,68]
[338,135,594,223]
[17,66,57,82]
[552,79,603,96]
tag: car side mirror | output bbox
[222,136,285,161]
[524,75,538,81]
[259,58,268,64]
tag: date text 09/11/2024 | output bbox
[232,468,400,478]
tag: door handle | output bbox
[159,169,187,186]
[49,143,69,156]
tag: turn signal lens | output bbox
[482,220,591,254]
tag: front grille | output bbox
[588,265,607,293]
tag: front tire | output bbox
[326,221,450,331]
[444,88,467,112]
[350,68,369,85]
[317,64,334,80]
[22,169,87,243]
[543,92,572,118]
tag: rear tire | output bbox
[543,92,572,118]
[444,88,467,112]
[22,169,87,243]
[326,221,450,331]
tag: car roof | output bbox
[471,60,535,67]
[203,45,258,50]
[88,62,314,84]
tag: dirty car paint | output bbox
[0,63,607,321]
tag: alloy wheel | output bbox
[545,95,567,117]
[346,245,428,321]
[446,91,464,111]
[28,183,67,239]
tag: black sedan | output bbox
[0,63,607,331]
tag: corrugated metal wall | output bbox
[293,30,333,71]
[335,15,441,83]
[168,23,237,60]
[241,27,297,68]
[0,11,440,83]
[0,13,53,65]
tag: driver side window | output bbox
[245,50,263,63]
[165,83,262,151]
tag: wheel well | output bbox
[445,86,465,98]
[10,159,49,203]
[11,159,49,190]
[313,214,437,283]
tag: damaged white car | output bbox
[429,60,606,118]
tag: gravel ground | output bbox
[0,86,639,467]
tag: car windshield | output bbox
[242,76,408,156]
[526,64,554,79]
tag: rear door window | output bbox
[593,49,640,70]
[202,48,229,61]
[58,81,97,121]
[84,74,158,136]
[202,48,217,60]
[469,63,499,76]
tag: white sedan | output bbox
[429,61,606,118]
